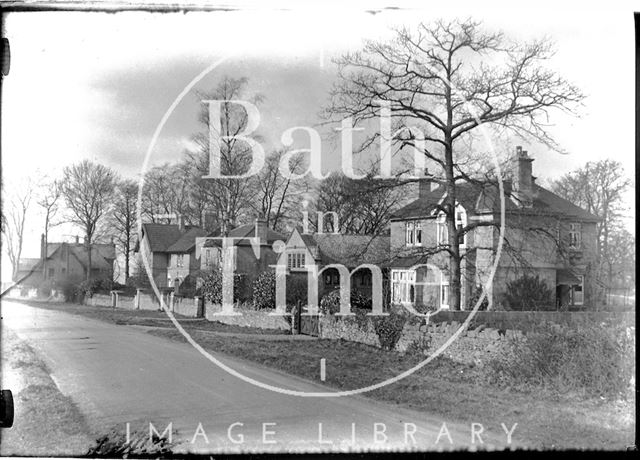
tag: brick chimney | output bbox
[513,146,534,208]
[255,216,268,241]
[418,168,439,199]
[177,214,185,232]
[75,235,79,244]
[40,233,45,261]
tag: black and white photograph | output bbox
[0,0,636,455]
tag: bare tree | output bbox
[249,148,308,232]
[314,171,402,235]
[37,177,63,279]
[111,179,138,283]
[327,19,584,309]
[1,183,33,280]
[61,160,116,281]
[190,76,263,233]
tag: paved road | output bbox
[1,301,520,453]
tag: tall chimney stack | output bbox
[255,215,268,241]
[40,234,45,261]
[513,146,534,208]
[177,214,185,232]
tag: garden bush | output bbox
[200,268,246,304]
[252,271,308,310]
[372,309,407,351]
[504,275,554,311]
[319,289,374,315]
[467,286,489,311]
[486,322,635,398]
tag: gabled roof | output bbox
[140,223,188,252]
[166,227,215,253]
[296,232,390,268]
[391,181,600,222]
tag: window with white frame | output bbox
[568,223,582,249]
[405,221,419,246]
[436,215,448,246]
[570,275,584,305]
[440,272,450,309]
[455,207,467,247]
[391,269,416,304]
[175,254,184,267]
[287,252,306,270]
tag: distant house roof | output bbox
[166,227,214,253]
[18,258,41,272]
[140,223,185,252]
[227,223,285,242]
[298,232,390,268]
[391,181,600,222]
[202,223,286,248]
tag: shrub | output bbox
[58,280,79,302]
[253,271,277,310]
[504,275,554,311]
[252,272,309,310]
[467,286,490,311]
[200,268,245,304]
[127,270,152,290]
[372,310,407,351]
[486,323,636,398]
[405,334,432,356]
[176,273,199,298]
[319,289,374,315]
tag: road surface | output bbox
[1,300,520,453]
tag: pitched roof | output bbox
[140,223,186,252]
[391,181,600,222]
[17,258,41,272]
[301,233,390,268]
[68,245,115,271]
[227,223,285,242]
[166,227,214,253]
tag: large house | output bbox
[14,235,116,288]
[388,147,600,310]
[136,218,213,289]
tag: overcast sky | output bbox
[1,0,636,281]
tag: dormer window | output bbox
[569,223,582,249]
[405,221,422,246]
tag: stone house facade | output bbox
[388,147,600,310]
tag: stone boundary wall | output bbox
[171,296,203,318]
[319,310,634,367]
[319,315,379,347]
[204,302,290,331]
[430,310,635,331]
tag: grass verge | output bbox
[148,327,635,450]
[0,329,94,456]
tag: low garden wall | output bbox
[429,310,635,331]
[171,296,203,318]
[319,310,634,367]
[137,291,162,311]
[85,293,113,307]
[204,302,290,331]
[116,293,137,310]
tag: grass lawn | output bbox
[10,299,635,450]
